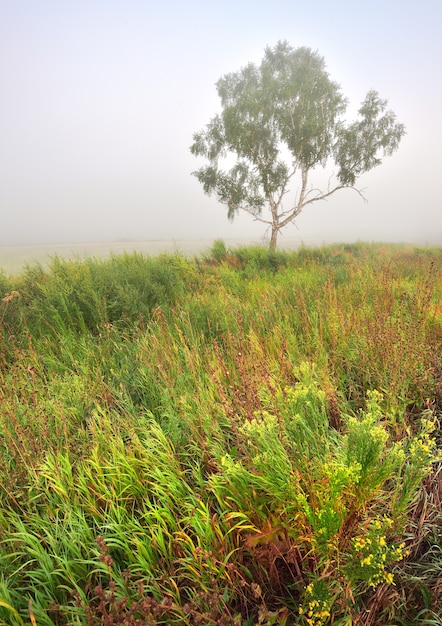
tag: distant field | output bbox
[1,238,436,275]
[0,239,268,274]
[0,240,209,274]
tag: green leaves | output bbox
[262,43,346,169]
[335,90,406,186]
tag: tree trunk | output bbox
[269,225,278,250]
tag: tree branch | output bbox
[278,182,366,230]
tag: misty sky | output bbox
[1,0,441,246]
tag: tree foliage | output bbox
[191,41,405,248]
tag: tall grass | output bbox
[0,243,440,624]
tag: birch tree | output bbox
[191,41,405,248]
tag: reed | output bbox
[0,243,440,624]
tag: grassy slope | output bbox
[0,243,441,625]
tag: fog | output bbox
[1,0,441,247]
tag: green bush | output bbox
[209,238,228,263]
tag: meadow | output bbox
[0,242,441,625]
